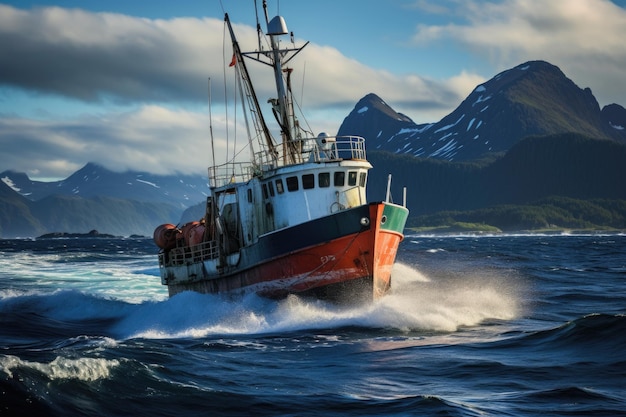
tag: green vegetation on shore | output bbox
[408,197,626,234]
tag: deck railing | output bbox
[159,239,220,267]
[209,135,366,187]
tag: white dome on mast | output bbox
[267,15,288,35]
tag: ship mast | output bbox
[224,13,277,166]
[226,1,308,167]
[262,4,297,163]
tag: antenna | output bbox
[208,78,216,173]
[255,0,262,52]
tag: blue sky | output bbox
[1,0,626,180]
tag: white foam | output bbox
[120,261,519,339]
[392,262,431,283]
[1,246,520,340]
[0,354,120,381]
[0,251,167,303]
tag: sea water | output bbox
[1,234,625,416]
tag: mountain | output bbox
[0,162,209,209]
[28,194,181,237]
[339,60,626,161]
[601,103,626,132]
[366,133,626,217]
[0,185,182,238]
[0,163,205,238]
[0,180,45,237]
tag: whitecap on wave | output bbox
[0,355,120,381]
[119,262,520,339]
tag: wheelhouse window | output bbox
[262,183,269,199]
[359,172,367,187]
[275,179,284,194]
[348,171,357,186]
[302,173,314,189]
[286,176,299,192]
[268,181,275,196]
[319,172,330,188]
[334,171,345,187]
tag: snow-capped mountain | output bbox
[339,60,626,161]
[1,162,209,209]
[0,163,212,237]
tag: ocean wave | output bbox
[524,386,617,401]
[523,313,626,352]
[2,234,625,417]
[0,260,520,342]
[513,386,626,416]
[485,313,626,366]
[0,354,120,381]
[295,393,486,417]
[117,261,519,339]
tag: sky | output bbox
[1,0,625,180]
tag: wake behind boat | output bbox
[154,3,409,302]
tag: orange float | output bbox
[153,224,180,250]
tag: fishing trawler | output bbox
[154,3,409,302]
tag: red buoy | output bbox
[153,224,180,250]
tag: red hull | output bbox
[164,203,406,302]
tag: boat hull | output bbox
[161,202,408,302]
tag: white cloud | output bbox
[5,1,624,179]
[0,3,467,116]
[0,106,231,178]
[411,0,626,106]
[0,3,476,178]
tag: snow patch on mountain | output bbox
[430,138,459,159]
[473,94,492,106]
[136,179,160,188]
[435,115,465,133]
[1,176,20,193]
